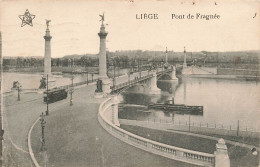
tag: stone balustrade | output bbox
[98,97,228,167]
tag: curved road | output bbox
[29,85,197,167]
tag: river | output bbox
[2,72,99,92]
[119,78,260,132]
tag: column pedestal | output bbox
[149,71,161,94]
[94,78,112,98]
[101,78,112,95]
[214,138,230,167]
[170,66,178,82]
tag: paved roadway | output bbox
[30,85,196,167]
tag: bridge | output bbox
[110,68,176,94]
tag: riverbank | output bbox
[182,74,260,81]
[121,125,259,167]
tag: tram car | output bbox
[44,88,68,103]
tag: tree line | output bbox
[3,50,259,70]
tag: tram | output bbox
[43,88,68,103]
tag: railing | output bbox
[119,118,260,138]
[111,74,153,92]
[156,69,173,75]
[98,98,215,167]
[55,79,97,90]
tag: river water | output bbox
[3,72,259,131]
[2,72,98,92]
[119,78,260,132]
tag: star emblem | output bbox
[19,9,35,27]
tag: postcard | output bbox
[0,0,259,167]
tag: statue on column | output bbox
[45,19,51,29]
[99,13,105,25]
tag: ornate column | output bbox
[98,24,108,79]
[44,20,52,77]
[183,46,187,68]
[40,20,55,89]
[96,13,111,95]
[165,47,168,64]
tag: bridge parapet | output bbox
[111,74,153,93]
[98,97,230,167]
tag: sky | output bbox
[0,0,260,58]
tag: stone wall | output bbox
[217,68,260,76]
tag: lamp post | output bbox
[87,71,89,84]
[188,115,191,131]
[40,112,46,151]
[45,74,49,116]
[17,82,22,101]
[70,73,74,106]
[138,58,141,77]
[127,71,130,82]
[112,58,116,87]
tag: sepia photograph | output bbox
[0,0,259,167]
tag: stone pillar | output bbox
[98,24,108,79]
[112,95,120,126]
[165,47,168,64]
[42,22,55,89]
[170,65,178,80]
[149,71,160,94]
[214,138,230,167]
[183,46,187,68]
[44,28,52,77]
[97,22,111,95]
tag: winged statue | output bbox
[45,19,51,29]
[99,13,104,25]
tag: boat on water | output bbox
[148,99,203,115]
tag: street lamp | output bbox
[40,112,46,151]
[127,71,130,82]
[70,72,74,106]
[16,82,22,101]
[112,58,116,87]
[45,74,49,116]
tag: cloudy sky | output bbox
[0,0,259,58]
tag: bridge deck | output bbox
[112,68,173,93]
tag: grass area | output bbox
[121,125,259,167]
[169,129,260,147]
[121,125,217,154]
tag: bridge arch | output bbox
[157,73,172,81]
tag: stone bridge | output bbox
[110,67,178,95]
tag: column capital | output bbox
[44,36,52,41]
[98,32,108,39]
